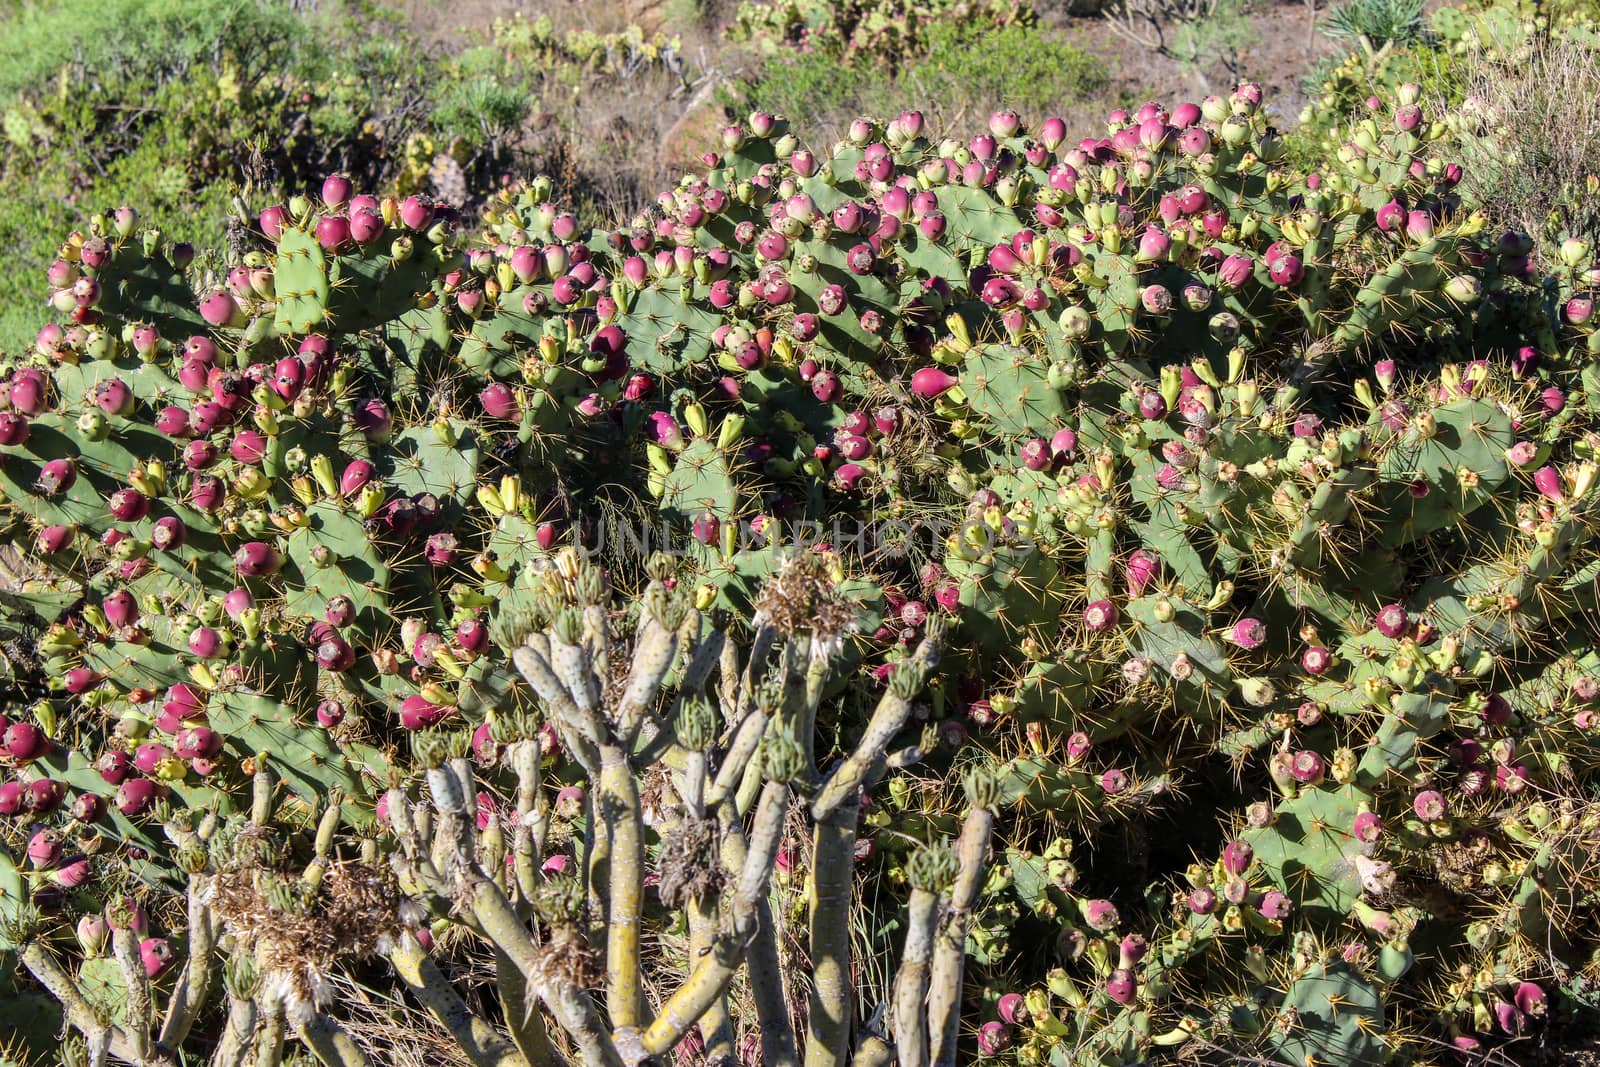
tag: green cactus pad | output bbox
[1265,962,1386,1067]
[961,344,1068,437]
[1243,784,1366,917]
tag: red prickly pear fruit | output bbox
[22,778,64,814]
[349,208,384,244]
[98,750,133,785]
[480,382,518,419]
[1105,968,1137,1005]
[95,377,135,416]
[315,213,351,252]
[1290,749,1326,784]
[1497,763,1529,793]
[115,778,162,816]
[622,373,655,402]
[27,828,63,868]
[0,412,29,446]
[997,992,1027,1025]
[151,516,186,551]
[178,358,211,394]
[457,615,489,653]
[8,373,46,415]
[1268,254,1304,286]
[816,283,848,316]
[0,782,23,815]
[399,195,435,230]
[988,109,1021,138]
[589,325,629,380]
[1374,603,1408,638]
[259,204,288,239]
[316,635,356,672]
[270,356,305,402]
[187,626,223,658]
[1216,253,1254,290]
[323,595,355,628]
[36,457,78,495]
[133,743,172,774]
[1302,645,1332,674]
[77,235,112,271]
[140,937,174,978]
[1221,839,1254,875]
[65,667,99,694]
[353,398,392,442]
[317,700,347,728]
[229,430,265,466]
[181,336,217,364]
[53,855,93,886]
[977,1021,1011,1055]
[811,371,842,403]
[1019,438,1051,471]
[1515,982,1547,1017]
[3,721,50,761]
[340,459,375,496]
[1257,890,1292,920]
[198,289,242,328]
[38,525,74,554]
[103,586,137,626]
[73,792,107,822]
[188,476,225,513]
[833,463,866,492]
[233,541,282,577]
[400,695,451,730]
[1082,599,1119,633]
[692,513,720,545]
[174,726,223,760]
[1229,617,1266,649]
[910,367,958,399]
[1412,789,1446,821]
[321,173,353,208]
[1533,465,1563,501]
[155,405,190,437]
[425,532,458,568]
[471,722,497,765]
[108,487,152,522]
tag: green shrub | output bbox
[901,22,1109,113]
[0,0,309,103]
[735,21,1108,131]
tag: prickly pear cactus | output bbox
[3,78,1600,1067]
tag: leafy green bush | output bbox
[901,22,1109,113]
[0,0,308,102]
[734,21,1107,132]
[726,0,1034,67]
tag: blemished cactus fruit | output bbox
[3,78,1600,1067]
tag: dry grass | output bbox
[1450,38,1600,250]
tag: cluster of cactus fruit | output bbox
[3,78,1600,1065]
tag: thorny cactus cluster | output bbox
[2,79,1600,1065]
